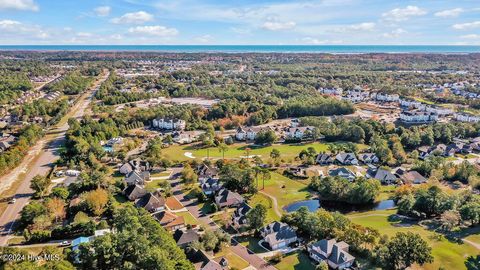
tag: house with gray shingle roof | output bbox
[231,202,251,228]
[214,188,244,208]
[335,153,358,165]
[308,239,355,269]
[259,221,297,250]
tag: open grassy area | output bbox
[213,247,250,270]
[347,209,479,270]
[377,185,395,202]
[176,211,198,226]
[261,172,312,210]
[162,142,366,162]
[274,251,316,270]
[249,192,281,221]
[236,235,269,253]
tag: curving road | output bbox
[0,71,109,246]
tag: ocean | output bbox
[0,45,479,53]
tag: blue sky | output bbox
[0,0,479,45]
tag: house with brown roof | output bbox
[153,211,185,231]
[135,192,166,213]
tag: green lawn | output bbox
[249,192,281,221]
[161,142,366,162]
[236,235,269,253]
[347,209,479,270]
[261,172,312,210]
[274,251,316,270]
[213,247,249,270]
[176,211,198,226]
[377,185,395,202]
[145,179,168,191]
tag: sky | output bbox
[0,0,480,45]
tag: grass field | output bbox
[261,172,312,210]
[162,142,366,162]
[176,211,198,226]
[274,251,316,270]
[213,247,250,270]
[249,192,281,221]
[235,235,269,253]
[347,209,479,270]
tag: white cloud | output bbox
[434,8,463,18]
[0,0,38,11]
[111,11,154,24]
[194,34,213,43]
[128,25,178,37]
[76,32,93,38]
[460,34,480,39]
[453,21,480,30]
[383,28,407,38]
[94,6,111,17]
[382,6,427,22]
[301,37,343,45]
[0,19,48,39]
[262,21,296,31]
[332,22,375,33]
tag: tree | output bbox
[380,232,433,270]
[20,201,47,228]
[83,188,109,216]
[46,198,66,224]
[439,210,460,231]
[51,187,69,200]
[30,175,51,198]
[460,201,480,226]
[316,261,328,270]
[246,204,267,231]
[181,164,198,185]
[217,143,228,160]
[270,149,280,160]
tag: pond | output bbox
[283,199,396,214]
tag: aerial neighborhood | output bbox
[0,51,479,270]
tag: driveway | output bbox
[171,178,277,270]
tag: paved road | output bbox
[0,71,110,246]
[170,177,277,270]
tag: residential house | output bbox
[335,153,358,165]
[214,188,245,208]
[173,229,200,249]
[231,202,252,228]
[366,168,397,185]
[399,98,423,108]
[344,89,370,103]
[287,126,314,140]
[399,110,438,124]
[152,118,186,131]
[186,249,226,270]
[197,164,219,181]
[124,170,150,186]
[316,154,334,165]
[455,113,480,123]
[200,177,222,196]
[374,92,399,102]
[153,211,186,231]
[425,106,453,116]
[357,153,379,164]
[395,168,427,184]
[307,239,355,269]
[319,88,343,96]
[260,221,298,250]
[135,192,166,213]
[123,184,147,201]
[119,159,151,175]
[328,167,356,181]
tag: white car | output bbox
[60,241,71,246]
[8,198,16,204]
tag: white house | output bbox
[425,106,453,116]
[455,113,480,123]
[152,118,186,130]
[399,110,438,123]
[399,98,422,108]
[260,222,297,250]
[344,89,370,103]
[374,92,399,102]
[319,88,343,96]
[287,126,314,140]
